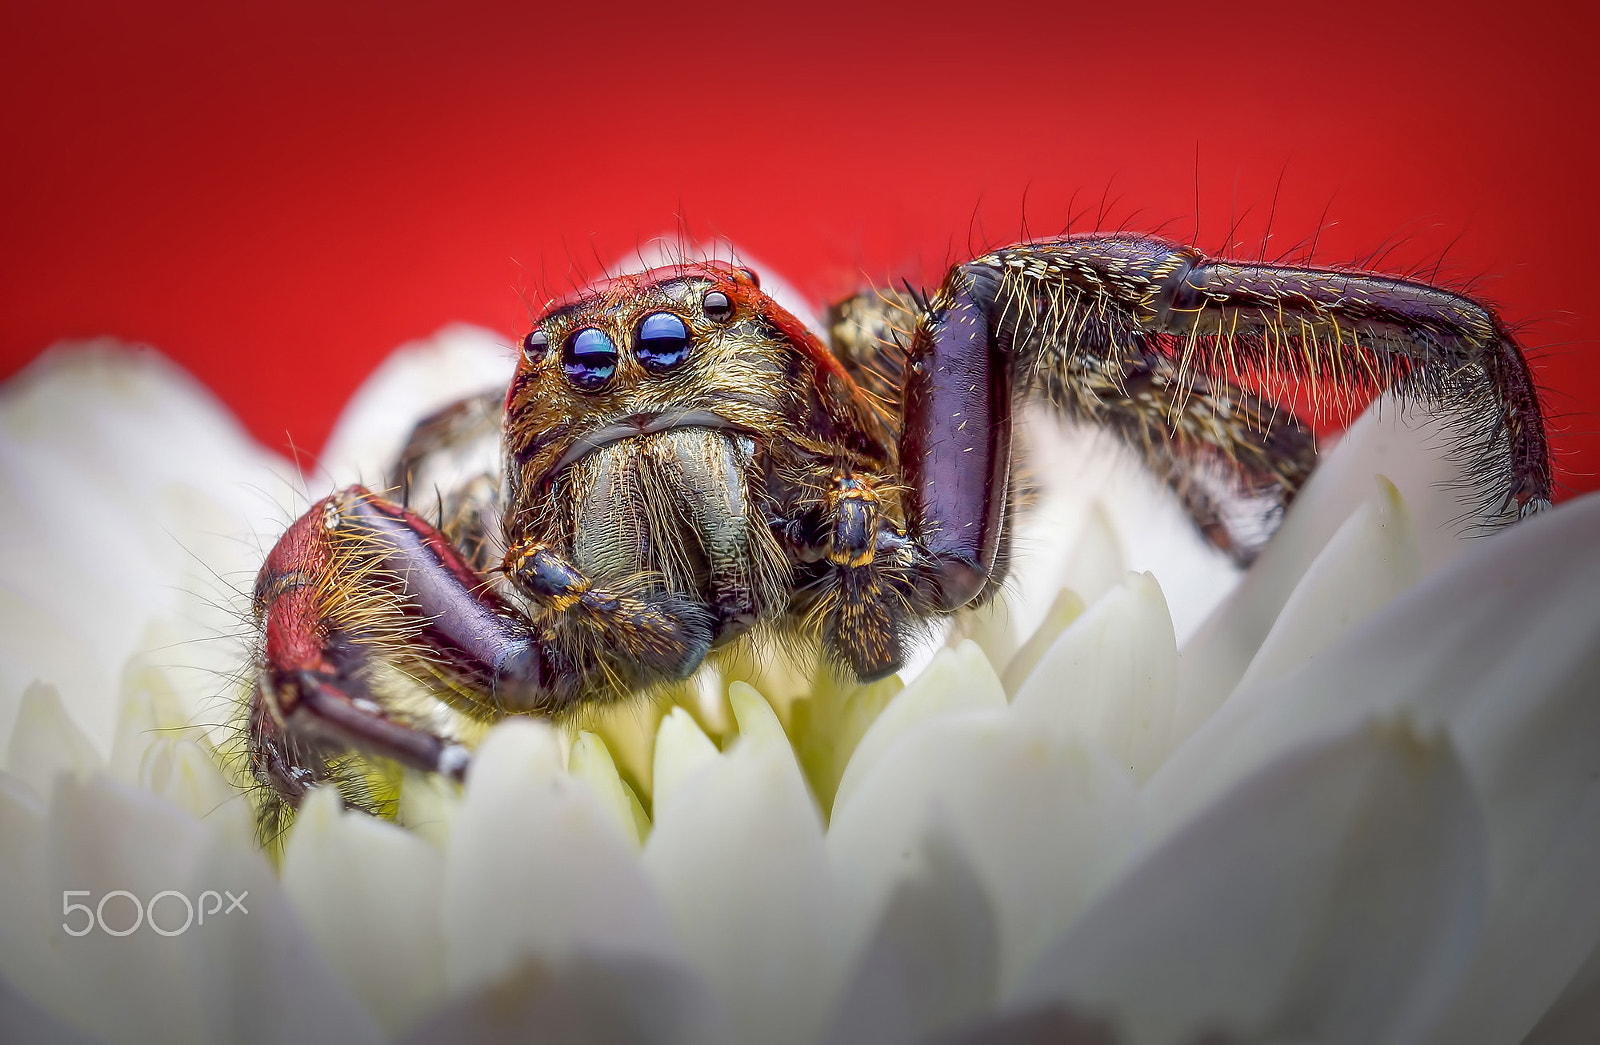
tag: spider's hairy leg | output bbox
[898,264,1017,610]
[966,234,1551,547]
[784,469,922,680]
[1167,252,1551,517]
[388,389,507,574]
[827,287,919,438]
[1046,356,1320,564]
[250,486,545,810]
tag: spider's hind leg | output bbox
[1038,354,1321,565]
[984,234,1550,532]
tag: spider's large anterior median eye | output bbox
[635,312,692,373]
[702,289,734,323]
[562,328,617,391]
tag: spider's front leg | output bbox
[250,488,541,804]
[784,468,926,680]
[794,279,1022,674]
[249,486,711,811]
[897,264,1018,609]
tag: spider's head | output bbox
[503,257,891,499]
[501,260,855,639]
[504,262,784,488]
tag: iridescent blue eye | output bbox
[635,312,692,373]
[562,328,617,391]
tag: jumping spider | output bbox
[246,233,1551,824]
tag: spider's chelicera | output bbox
[245,233,1551,826]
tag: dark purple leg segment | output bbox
[250,487,531,797]
[899,263,1015,610]
[339,493,546,698]
[1161,257,1551,512]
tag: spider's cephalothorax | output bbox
[244,236,1551,826]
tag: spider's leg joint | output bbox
[900,262,1014,610]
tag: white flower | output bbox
[2,330,1598,1045]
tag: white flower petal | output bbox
[1155,494,1598,808]
[183,814,385,1045]
[651,705,720,813]
[4,682,103,797]
[643,686,839,1045]
[946,596,1018,679]
[829,710,1140,994]
[1017,718,1488,1045]
[281,788,446,1035]
[1428,802,1600,1045]
[587,694,671,806]
[1174,396,1474,738]
[403,952,731,1045]
[1306,398,1488,576]
[443,718,681,996]
[0,971,105,1045]
[33,774,379,1045]
[568,730,645,848]
[320,325,515,490]
[396,769,463,852]
[1057,500,1128,613]
[1524,939,1600,1045]
[0,346,293,756]
[108,656,193,786]
[833,641,1006,816]
[727,680,790,746]
[1154,496,1599,823]
[1417,528,1600,1041]
[933,1006,1123,1044]
[791,668,902,817]
[1011,572,1179,783]
[1015,409,1240,643]
[1146,495,1600,1042]
[0,769,73,1027]
[1000,587,1086,698]
[138,737,255,852]
[1234,475,1420,690]
[0,590,102,762]
[41,775,215,1042]
[825,823,999,1045]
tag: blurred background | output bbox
[4,0,1596,495]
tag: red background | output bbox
[4,0,1597,495]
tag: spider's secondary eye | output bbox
[635,312,692,373]
[562,328,617,391]
[702,289,734,323]
[737,266,760,288]
[522,329,549,362]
